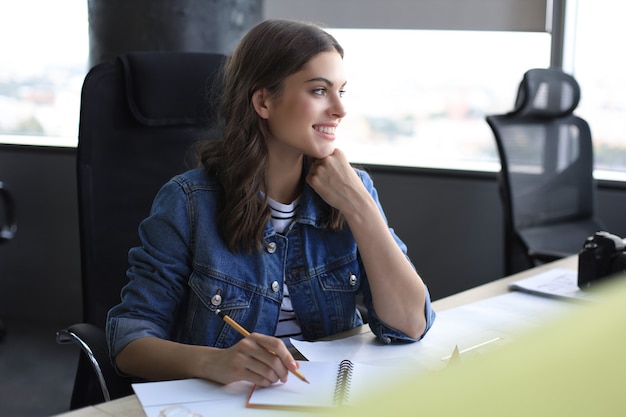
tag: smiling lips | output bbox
[313,124,336,139]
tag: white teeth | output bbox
[315,126,335,134]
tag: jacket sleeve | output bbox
[106,177,193,360]
[354,169,436,343]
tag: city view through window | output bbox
[328,28,550,172]
[0,0,88,146]
[569,0,626,179]
[1,1,624,179]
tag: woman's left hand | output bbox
[305,148,366,215]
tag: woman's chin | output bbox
[314,144,336,159]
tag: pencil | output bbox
[215,309,310,383]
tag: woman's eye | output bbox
[312,88,346,98]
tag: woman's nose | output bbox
[330,95,347,119]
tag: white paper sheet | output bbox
[291,291,575,370]
[508,268,596,301]
[132,379,258,417]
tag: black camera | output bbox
[578,231,626,290]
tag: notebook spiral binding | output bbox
[333,359,354,406]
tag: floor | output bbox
[0,318,78,417]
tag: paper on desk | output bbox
[291,291,575,370]
[133,378,236,407]
[133,377,345,416]
[509,268,595,301]
[132,379,257,417]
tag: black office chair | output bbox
[0,181,17,342]
[56,51,226,410]
[486,68,605,276]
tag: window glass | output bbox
[570,0,626,180]
[327,29,551,171]
[0,0,88,146]
[7,5,623,181]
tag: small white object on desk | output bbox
[508,268,595,301]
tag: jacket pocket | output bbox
[188,270,254,313]
[180,271,259,347]
[315,256,361,293]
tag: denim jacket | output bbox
[106,167,435,360]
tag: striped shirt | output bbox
[267,196,303,346]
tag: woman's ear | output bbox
[252,89,270,119]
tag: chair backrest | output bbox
[488,68,595,229]
[486,68,601,272]
[77,51,225,330]
[70,52,225,408]
[0,181,16,243]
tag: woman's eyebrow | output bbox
[305,77,348,88]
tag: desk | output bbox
[54,256,578,417]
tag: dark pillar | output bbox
[549,0,565,69]
[87,0,263,68]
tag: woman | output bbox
[106,19,435,388]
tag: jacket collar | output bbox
[262,161,331,237]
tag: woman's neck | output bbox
[265,155,304,204]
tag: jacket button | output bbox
[271,281,280,292]
[211,293,222,306]
[266,242,276,254]
[349,273,358,286]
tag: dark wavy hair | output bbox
[197,19,345,253]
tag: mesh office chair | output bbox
[56,51,226,409]
[486,68,605,275]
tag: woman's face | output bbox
[256,51,347,161]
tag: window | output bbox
[5,1,624,182]
[0,0,88,147]
[568,0,626,180]
[327,29,551,171]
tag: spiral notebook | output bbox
[246,360,399,409]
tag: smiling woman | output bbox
[106,18,435,390]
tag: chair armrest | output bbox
[56,323,119,402]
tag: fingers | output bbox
[307,149,363,211]
[309,149,355,185]
[226,333,295,387]
[307,151,336,190]
[249,333,295,380]
[310,149,346,172]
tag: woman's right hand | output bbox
[115,334,299,387]
[200,332,299,387]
